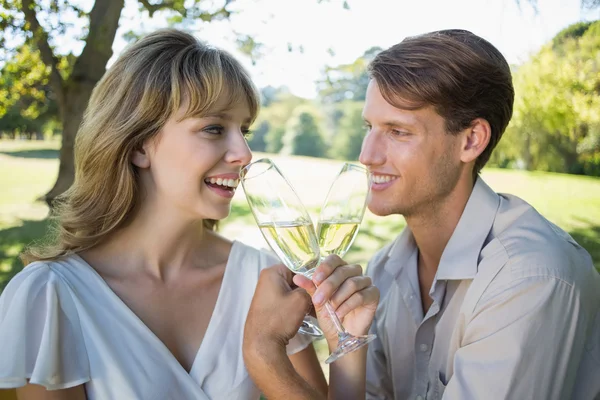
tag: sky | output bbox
[62,0,600,98]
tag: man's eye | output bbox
[392,130,409,136]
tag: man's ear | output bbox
[460,118,491,164]
[131,144,151,169]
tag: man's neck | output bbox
[406,176,476,275]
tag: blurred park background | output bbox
[1,0,600,384]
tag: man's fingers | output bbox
[312,255,346,285]
[334,287,380,320]
[312,264,363,306]
[328,275,372,309]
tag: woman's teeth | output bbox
[371,175,394,184]
[205,178,239,188]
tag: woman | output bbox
[0,29,375,399]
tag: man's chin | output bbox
[367,203,395,217]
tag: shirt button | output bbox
[419,344,429,352]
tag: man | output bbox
[244,29,600,399]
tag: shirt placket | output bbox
[413,280,446,400]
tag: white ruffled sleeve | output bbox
[0,262,90,390]
[256,249,316,356]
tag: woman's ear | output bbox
[131,145,151,168]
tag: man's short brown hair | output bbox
[368,29,514,174]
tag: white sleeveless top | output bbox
[0,241,313,399]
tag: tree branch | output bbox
[138,0,176,17]
[20,0,65,112]
[71,0,124,84]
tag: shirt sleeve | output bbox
[0,263,90,390]
[443,275,590,400]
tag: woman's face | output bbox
[135,95,253,222]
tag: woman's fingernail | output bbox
[314,272,324,284]
[313,292,324,305]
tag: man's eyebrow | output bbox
[382,120,420,130]
[363,117,421,130]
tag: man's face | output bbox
[359,80,464,218]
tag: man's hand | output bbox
[293,255,379,349]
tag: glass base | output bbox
[325,333,376,364]
[298,315,324,337]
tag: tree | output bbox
[0,0,236,206]
[521,0,599,12]
[317,46,381,104]
[281,106,326,158]
[0,42,61,138]
[256,90,309,153]
[247,120,269,152]
[497,20,600,175]
[329,102,365,161]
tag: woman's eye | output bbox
[203,125,224,135]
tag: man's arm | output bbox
[444,275,591,400]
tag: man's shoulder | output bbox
[481,193,597,298]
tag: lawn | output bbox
[1,140,600,370]
[2,140,600,287]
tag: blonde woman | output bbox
[0,29,378,399]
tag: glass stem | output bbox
[313,281,352,341]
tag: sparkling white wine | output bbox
[259,221,320,276]
[317,220,361,258]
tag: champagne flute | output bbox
[241,158,375,363]
[241,158,323,338]
[316,162,376,364]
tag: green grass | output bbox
[1,140,599,292]
[1,139,600,372]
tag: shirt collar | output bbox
[381,177,500,281]
[435,177,500,280]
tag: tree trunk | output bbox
[44,83,95,205]
[43,0,125,207]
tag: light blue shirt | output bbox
[366,178,600,400]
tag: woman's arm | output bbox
[16,384,86,400]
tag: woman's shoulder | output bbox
[2,258,74,300]
[0,257,91,390]
[229,240,279,270]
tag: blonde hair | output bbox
[23,28,260,264]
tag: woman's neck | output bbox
[81,202,221,281]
